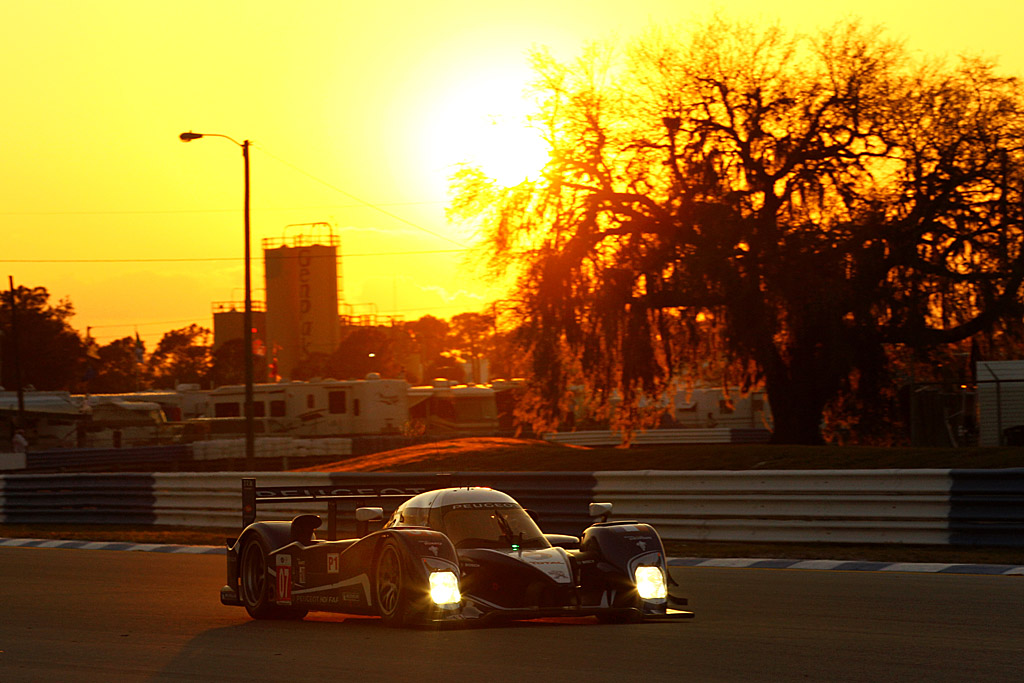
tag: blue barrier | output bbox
[0,473,157,525]
[949,468,1024,546]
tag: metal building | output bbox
[211,301,266,353]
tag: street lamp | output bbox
[179,131,255,470]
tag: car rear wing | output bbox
[240,476,451,539]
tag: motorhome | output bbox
[407,380,499,435]
[200,376,408,437]
[673,386,773,429]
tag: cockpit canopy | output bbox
[385,487,550,550]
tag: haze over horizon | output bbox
[3,1,1022,348]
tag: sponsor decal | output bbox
[256,486,427,499]
[298,563,306,584]
[296,594,341,605]
[449,502,518,510]
[516,549,573,584]
[294,575,373,606]
[624,533,652,540]
[327,553,340,574]
[416,539,443,555]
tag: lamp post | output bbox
[180,131,255,470]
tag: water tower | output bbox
[262,223,341,380]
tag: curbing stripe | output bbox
[0,537,223,554]
[668,556,1024,576]
[1,537,1020,574]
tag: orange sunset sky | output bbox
[3,1,1023,348]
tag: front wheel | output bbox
[375,540,410,627]
[240,536,307,620]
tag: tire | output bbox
[375,540,410,627]
[240,536,307,620]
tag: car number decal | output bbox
[276,555,293,605]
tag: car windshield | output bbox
[437,503,550,550]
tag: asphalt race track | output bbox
[1,547,1021,682]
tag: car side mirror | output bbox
[356,507,384,522]
[589,502,613,523]
[356,506,384,537]
[545,533,580,550]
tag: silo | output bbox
[263,225,340,380]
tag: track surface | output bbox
[1,547,1021,682]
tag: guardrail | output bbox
[0,472,597,538]
[594,470,952,545]
[1,469,1022,546]
[0,438,354,473]
[23,446,190,473]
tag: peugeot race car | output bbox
[220,478,693,626]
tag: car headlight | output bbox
[429,570,461,606]
[635,565,667,600]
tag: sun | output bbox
[422,69,550,189]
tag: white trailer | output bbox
[976,361,1024,446]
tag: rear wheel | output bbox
[375,540,409,627]
[240,536,307,620]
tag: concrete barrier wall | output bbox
[3,469,1023,546]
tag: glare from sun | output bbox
[424,70,549,189]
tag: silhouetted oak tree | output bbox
[1,286,85,391]
[85,336,151,394]
[148,324,213,389]
[452,17,1024,443]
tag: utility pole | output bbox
[7,276,25,425]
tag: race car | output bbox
[220,478,693,626]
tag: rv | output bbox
[201,377,407,437]
[407,380,499,435]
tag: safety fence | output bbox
[0,469,1021,546]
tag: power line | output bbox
[0,249,468,264]
[88,318,208,330]
[255,144,467,248]
[0,200,445,217]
